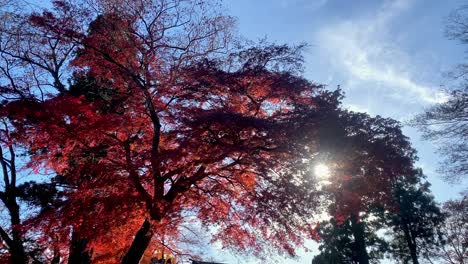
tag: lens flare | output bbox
[314,163,330,178]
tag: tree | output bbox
[0,0,344,262]
[445,5,468,80]
[0,120,27,264]
[312,219,354,264]
[312,110,418,264]
[410,5,468,184]
[312,110,445,264]
[410,89,467,184]
[423,194,467,264]
[312,216,387,264]
[387,171,444,264]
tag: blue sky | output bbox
[202,0,467,263]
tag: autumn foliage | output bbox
[0,0,428,263]
[0,0,339,262]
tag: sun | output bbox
[314,163,331,178]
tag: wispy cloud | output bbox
[316,0,446,105]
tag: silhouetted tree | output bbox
[410,90,467,183]
[423,194,467,264]
[387,171,444,264]
[312,215,387,264]
[411,5,468,184]
[313,110,418,264]
[0,121,27,263]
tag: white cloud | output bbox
[346,104,371,114]
[316,0,446,105]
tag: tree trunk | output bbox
[9,199,27,264]
[10,238,27,264]
[121,219,153,264]
[51,250,61,264]
[1,147,27,264]
[350,214,370,264]
[68,231,91,264]
[402,223,419,264]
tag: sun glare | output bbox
[314,163,331,178]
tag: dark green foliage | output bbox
[16,181,58,209]
[388,171,444,264]
[312,216,388,264]
[68,75,129,114]
[312,219,356,264]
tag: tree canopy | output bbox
[0,0,345,262]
